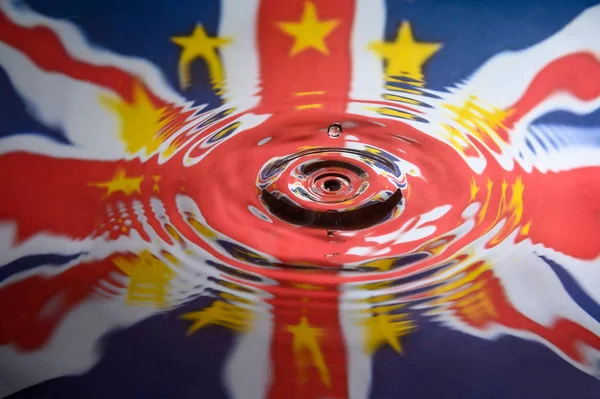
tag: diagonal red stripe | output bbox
[505,52,600,129]
[0,11,166,106]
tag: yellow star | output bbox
[113,250,174,306]
[187,217,217,239]
[442,95,514,147]
[440,124,471,155]
[365,106,417,121]
[277,2,340,56]
[361,258,396,271]
[369,21,441,80]
[181,300,252,335]
[100,84,168,155]
[521,221,532,235]
[294,90,325,96]
[361,305,416,354]
[286,316,331,386]
[488,176,525,245]
[293,283,324,290]
[171,24,232,90]
[470,177,480,201]
[477,178,494,223]
[295,103,322,110]
[152,175,161,192]
[89,169,144,197]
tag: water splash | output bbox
[1,1,600,397]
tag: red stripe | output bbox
[0,153,155,243]
[523,167,600,260]
[257,0,354,113]
[0,11,165,106]
[505,52,600,128]
[0,258,121,351]
[267,284,349,399]
[255,1,355,396]
[453,267,600,364]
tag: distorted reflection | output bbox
[1,0,600,398]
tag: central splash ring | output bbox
[302,160,366,204]
[257,146,407,230]
[321,176,344,192]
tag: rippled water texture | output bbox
[1,1,600,398]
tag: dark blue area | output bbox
[370,315,600,399]
[24,0,222,108]
[527,109,600,152]
[0,253,82,283]
[0,69,67,142]
[3,2,600,398]
[541,256,600,324]
[384,0,598,90]
[9,297,233,399]
[533,108,600,128]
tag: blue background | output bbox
[3,0,600,397]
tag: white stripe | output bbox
[340,295,372,399]
[511,93,600,171]
[349,0,386,103]
[516,125,600,173]
[429,5,600,173]
[533,246,600,312]
[183,113,270,166]
[0,298,155,397]
[458,4,600,109]
[494,250,600,336]
[0,135,121,159]
[0,223,149,274]
[0,42,124,156]
[1,0,184,104]
[224,310,273,399]
[218,0,261,109]
[425,221,600,376]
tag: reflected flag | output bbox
[0,0,600,399]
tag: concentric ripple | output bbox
[2,3,600,395]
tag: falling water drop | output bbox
[327,123,342,138]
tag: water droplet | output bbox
[257,137,272,146]
[327,123,342,138]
